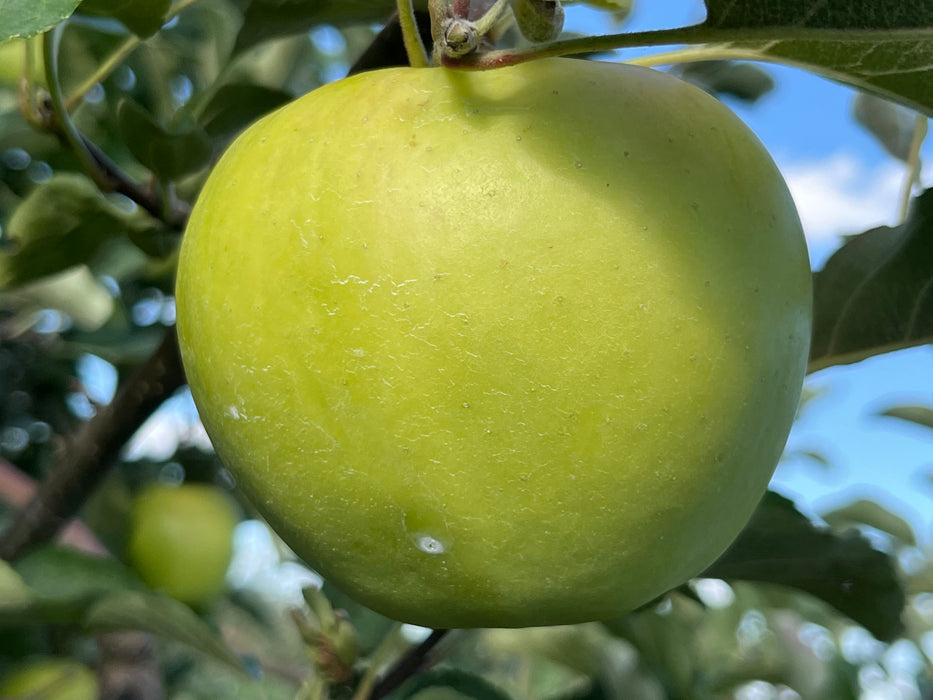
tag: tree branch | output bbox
[371,629,449,699]
[0,327,185,561]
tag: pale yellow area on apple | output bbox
[176,59,811,628]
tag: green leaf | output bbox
[0,266,115,331]
[116,99,212,181]
[700,0,933,116]
[808,188,933,372]
[0,559,34,608]
[703,491,905,641]
[0,173,159,289]
[399,669,513,700]
[14,545,145,600]
[199,83,293,142]
[232,0,407,54]
[880,404,933,430]
[853,92,926,162]
[0,0,81,43]
[821,499,917,546]
[76,0,171,37]
[84,591,247,672]
[673,60,775,103]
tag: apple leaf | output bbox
[703,491,904,641]
[853,93,927,163]
[0,173,160,290]
[879,404,933,431]
[398,669,513,700]
[672,61,775,104]
[808,188,933,373]
[699,0,933,116]
[76,0,171,38]
[116,99,212,182]
[199,83,293,142]
[231,0,408,54]
[0,559,33,608]
[821,499,917,546]
[14,545,145,600]
[0,0,81,43]
[84,591,247,672]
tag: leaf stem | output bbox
[397,0,430,67]
[43,26,111,192]
[898,113,928,222]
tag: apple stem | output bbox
[397,0,431,67]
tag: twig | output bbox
[370,629,449,699]
[0,327,185,561]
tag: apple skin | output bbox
[126,484,238,606]
[176,58,811,628]
[0,659,98,700]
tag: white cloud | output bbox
[774,152,923,268]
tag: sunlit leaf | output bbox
[808,188,933,372]
[704,491,905,641]
[0,0,81,42]
[701,0,933,115]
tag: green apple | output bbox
[176,58,811,628]
[0,659,98,700]
[126,483,238,606]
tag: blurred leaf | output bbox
[822,499,916,546]
[673,61,775,103]
[116,99,212,181]
[399,669,513,700]
[0,559,33,607]
[699,0,933,115]
[0,0,81,42]
[0,173,159,289]
[809,188,933,372]
[232,0,407,54]
[853,93,926,162]
[574,0,632,23]
[880,404,933,430]
[199,83,292,142]
[704,491,905,641]
[77,0,171,37]
[85,591,247,672]
[14,545,144,600]
[1,266,114,332]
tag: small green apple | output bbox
[176,58,811,628]
[126,483,238,606]
[0,658,98,700]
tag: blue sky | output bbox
[564,0,933,541]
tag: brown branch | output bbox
[0,327,185,561]
[371,629,449,699]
